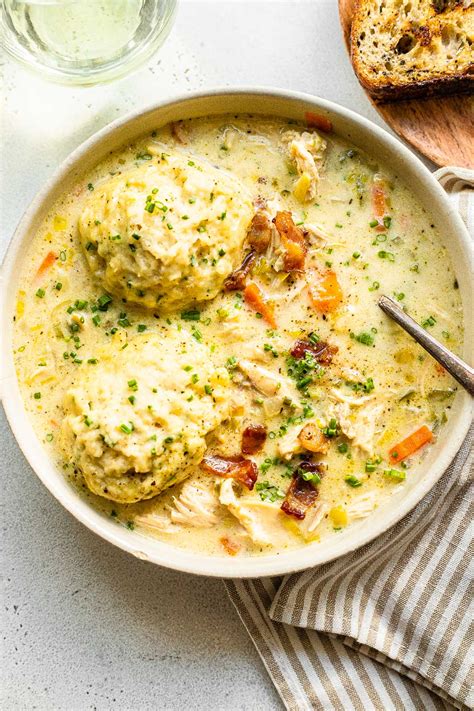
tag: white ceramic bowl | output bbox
[1,88,472,578]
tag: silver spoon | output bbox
[378,295,474,396]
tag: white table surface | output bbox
[0,2,421,709]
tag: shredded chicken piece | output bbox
[425,302,451,322]
[299,501,329,537]
[419,357,435,399]
[303,222,332,245]
[171,121,189,144]
[238,359,297,402]
[262,395,285,418]
[278,428,305,459]
[219,480,288,546]
[271,279,308,303]
[134,512,176,534]
[346,491,378,520]
[134,478,221,533]
[168,479,221,527]
[282,130,327,201]
[329,388,374,406]
[330,401,384,455]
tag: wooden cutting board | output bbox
[338,0,474,168]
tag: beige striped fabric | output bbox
[225,169,474,711]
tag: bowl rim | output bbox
[1,85,472,578]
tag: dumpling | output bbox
[78,151,253,312]
[60,329,231,503]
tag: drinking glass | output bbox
[1,0,177,85]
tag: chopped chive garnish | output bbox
[384,468,406,481]
[345,475,362,488]
[378,250,395,261]
[97,294,113,311]
[181,309,201,321]
[352,331,375,346]
[322,418,339,438]
[422,315,436,328]
[299,469,321,484]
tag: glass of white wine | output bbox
[1,0,177,85]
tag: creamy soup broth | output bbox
[13,114,463,557]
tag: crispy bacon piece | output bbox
[247,212,273,253]
[298,424,329,454]
[280,462,323,519]
[290,339,337,365]
[241,424,267,455]
[200,453,258,490]
[305,111,333,133]
[224,251,256,291]
[273,211,306,271]
[220,536,240,556]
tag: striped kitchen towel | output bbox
[225,168,474,711]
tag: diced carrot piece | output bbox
[35,251,57,279]
[220,536,240,556]
[305,111,333,133]
[244,282,277,328]
[273,210,306,271]
[307,269,343,313]
[389,425,434,463]
[371,176,390,231]
[280,235,306,271]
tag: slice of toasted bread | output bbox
[351,0,474,102]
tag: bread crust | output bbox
[350,0,474,103]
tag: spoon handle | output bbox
[378,295,474,396]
